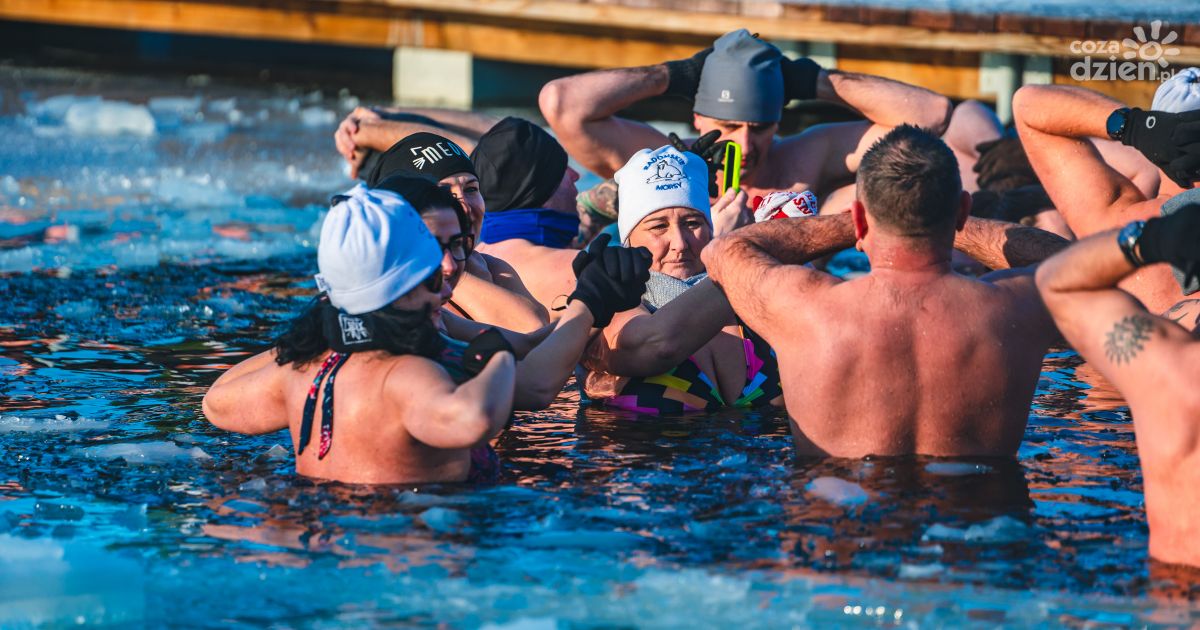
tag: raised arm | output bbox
[202,349,289,435]
[1013,85,1145,236]
[1035,226,1197,410]
[816,71,953,134]
[335,106,485,177]
[399,352,516,449]
[954,217,1070,270]
[702,215,854,343]
[539,66,675,178]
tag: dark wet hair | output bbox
[273,296,445,368]
[856,124,962,238]
[376,174,471,236]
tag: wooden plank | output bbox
[837,45,984,101]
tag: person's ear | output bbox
[851,200,869,247]
[692,112,704,134]
[956,190,971,231]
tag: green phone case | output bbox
[722,142,742,195]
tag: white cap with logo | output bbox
[315,184,442,315]
[614,145,712,243]
[1153,67,1200,113]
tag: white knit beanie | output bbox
[1152,67,1200,113]
[614,145,711,243]
[315,184,442,315]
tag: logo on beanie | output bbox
[646,162,686,191]
[338,314,372,345]
[719,89,734,103]
[411,142,468,170]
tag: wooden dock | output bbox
[2,0,1198,109]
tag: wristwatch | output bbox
[1106,108,1131,141]
[1117,219,1146,266]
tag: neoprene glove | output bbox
[973,136,1039,193]
[663,46,714,100]
[462,327,515,378]
[568,233,652,327]
[668,129,725,197]
[1119,108,1200,188]
[781,56,822,102]
[1137,202,1200,284]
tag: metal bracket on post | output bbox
[979,52,1020,125]
[393,46,473,108]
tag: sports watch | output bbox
[1117,219,1146,266]
[1106,108,1131,141]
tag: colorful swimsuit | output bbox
[581,272,784,415]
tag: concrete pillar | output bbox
[393,47,473,108]
[776,41,837,69]
[979,52,1020,124]
[1022,55,1055,86]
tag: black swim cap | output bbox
[470,117,568,212]
[364,132,476,188]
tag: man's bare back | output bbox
[775,270,1052,457]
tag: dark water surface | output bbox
[1,64,1198,627]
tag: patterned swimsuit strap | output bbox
[297,351,350,458]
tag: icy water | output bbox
[1,64,1199,627]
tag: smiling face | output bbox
[693,114,777,185]
[439,172,485,241]
[420,205,469,290]
[625,206,712,279]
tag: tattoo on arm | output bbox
[1103,314,1154,365]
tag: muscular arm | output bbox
[1035,230,1198,410]
[539,66,672,178]
[954,217,1070,270]
[597,280,735,377]
[702,215,854,343]
[399,352,515,449]
[202,349,289,434]
[1013,85,1146,237]
[816,71,953,134]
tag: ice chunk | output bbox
[1,175,18,195]
[481,618,559,630]
[55,299,99,320]
[0,246,36,274]
[261,444,290,461]
[148,96,203,117]
[76,441,211,465]
[27,94,102,121]
[299,107,335,127]
[925,462,994,476]
[64,100,156,137]
[520,530,645,550]
[921,516,1029,544]
[418,507,464,533]
[899,563,946,579]
[806,476,869,507]
[0,415,110,433]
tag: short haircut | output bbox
[856,124,962,237]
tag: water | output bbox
[2,63,1199,627]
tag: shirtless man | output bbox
[1013,74,1200,317]
[539,29,953,212]
[703,125,1067,458]
[1036,201,1200,567]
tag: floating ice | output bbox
[481,618,559,630]
[520,530,645,550]
[260,444,290,461]
[148,96,203,117]
[418,507,464,533]
[76,441,211,465]
[299,107,336,127]
[64,100,156,137]
[806,476,869,507]
[898,563,946,579]
[26,94,102,121]
[921,516,1030,544]
[0,415,110,433]
[925,462,994,476]
[55,299,99,320]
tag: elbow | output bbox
[924,96,954,136]
[1033,257,1065,305]
[514,385,558,412]
[1011,85,1048,132]
[201,391,235,433]
[538,80,568,129]
[443,402,494,449]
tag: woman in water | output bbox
[581,145,785,414]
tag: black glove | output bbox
[568,234,652,327]
[1137,202,1200,284]
[1119,108,1200,188]
[781,57,822,102]
[663,46,713,100]
[973,136,1039,193]
[668,129,726,197]
[462,327,515,378]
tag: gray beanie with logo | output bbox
[693,29,784,123]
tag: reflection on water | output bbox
[1,65,1198,626]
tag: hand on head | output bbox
[1138,201,1200,284]
[663,46,714,100]
[568,233,653,327]
[668,130,726,197]
[1119,108,1200,188]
